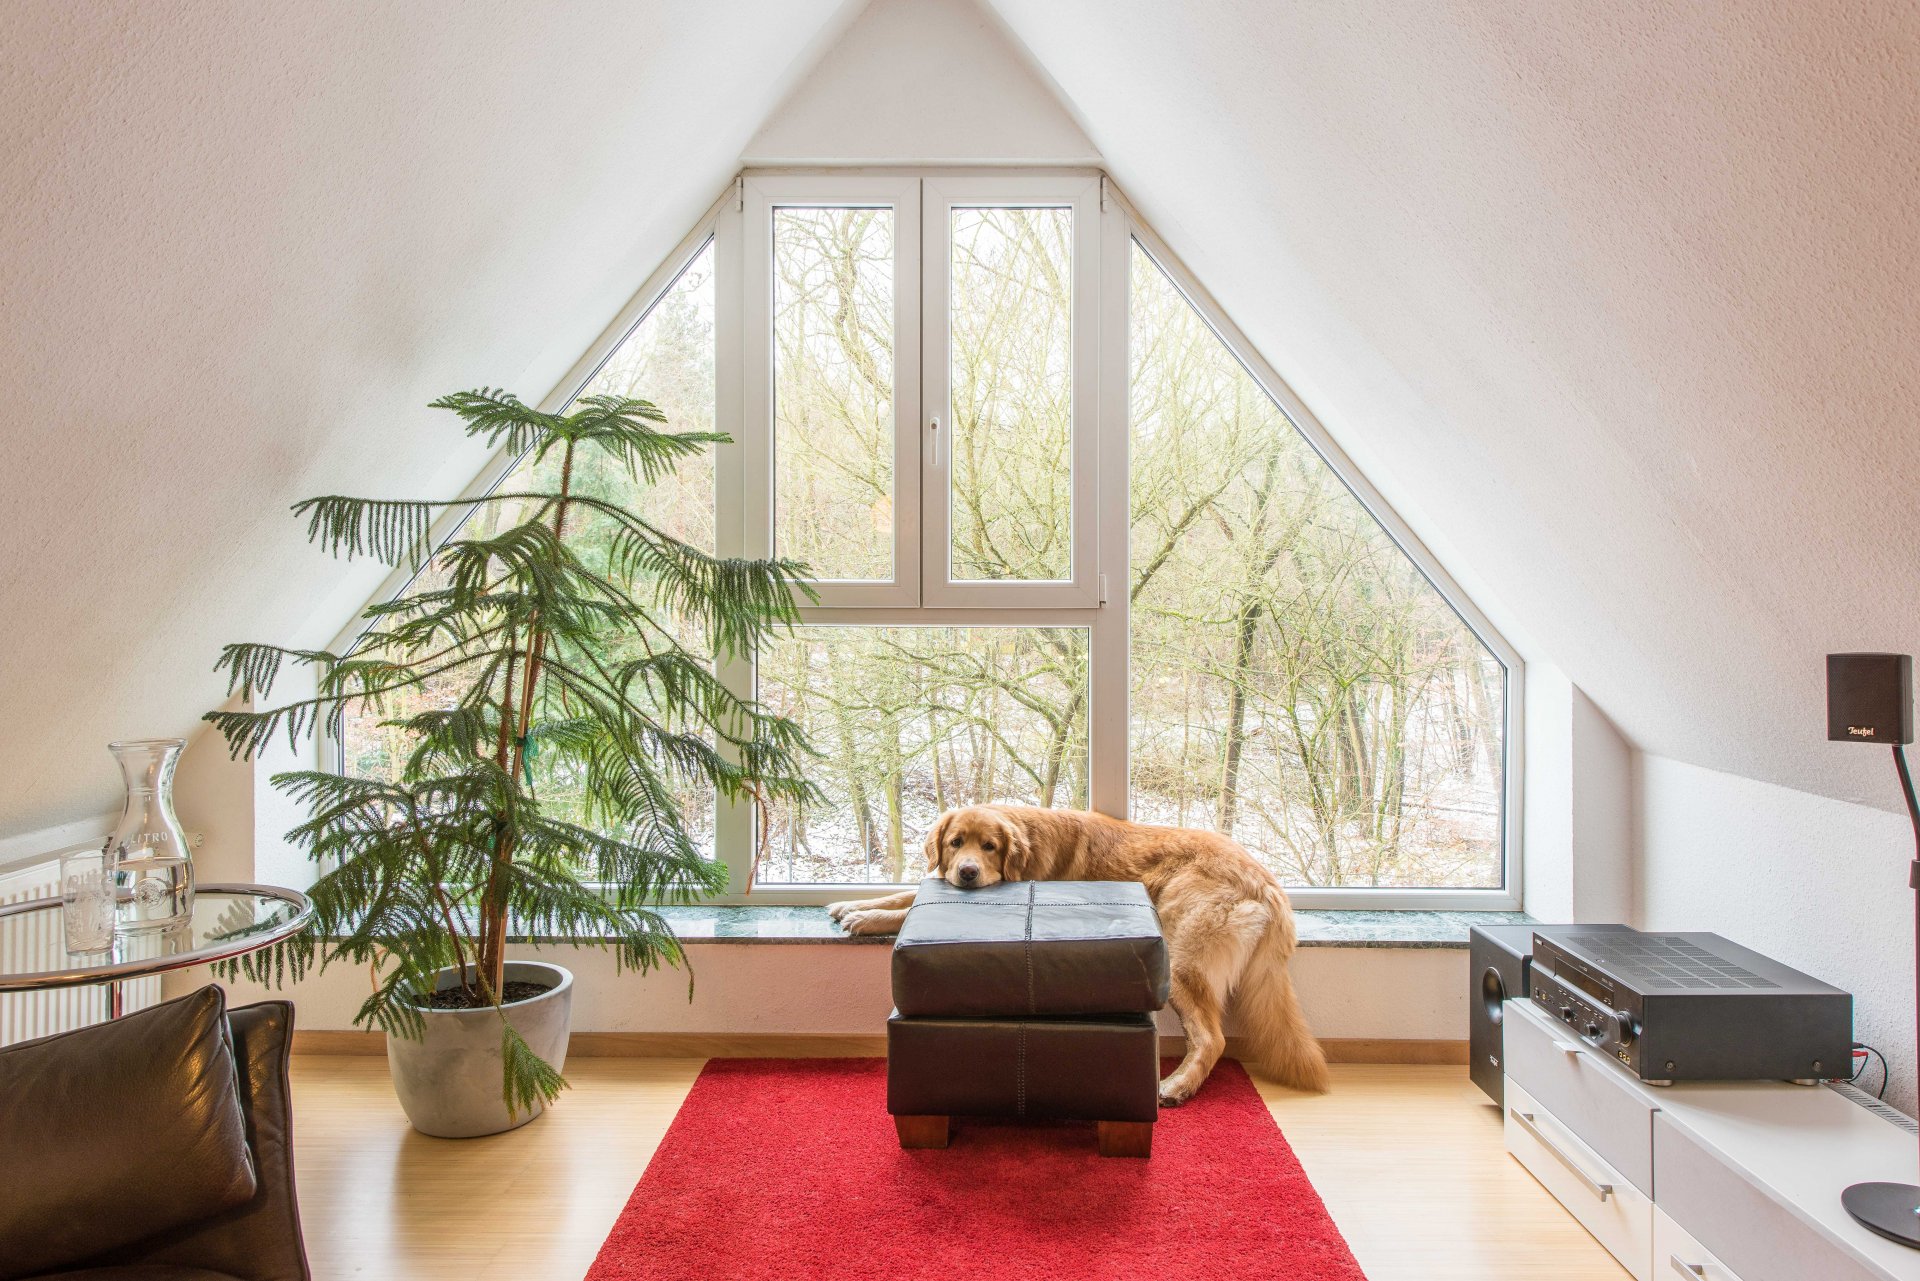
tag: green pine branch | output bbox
[204,388,816,1112]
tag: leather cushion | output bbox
[891,878,1170,1017]
[887,1010,1160,1122]
[0,987,257,1281]
[77,1003,309,1281]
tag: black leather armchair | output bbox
[0,987,310,1281]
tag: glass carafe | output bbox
[106,738,194,931]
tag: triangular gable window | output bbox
[340,174,1518,907]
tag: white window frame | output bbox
[329,168,1525,912]
[737,169,1120,902]
[920,174,1102,608]
[742,175,923,608]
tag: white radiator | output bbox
[1,854,159,1044]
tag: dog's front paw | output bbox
[1157,1077,1197,1108]
[839,909,898,937]
[825,900,861,922]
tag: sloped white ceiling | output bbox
[3,0,1916,842]
[986,0,1920,812]
[743,0,1097,166]
[0,0,856,839]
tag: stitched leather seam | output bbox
[1024,882,1037,1015]
[1016,1021,1027,1118]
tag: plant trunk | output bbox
[481,439,578,1002]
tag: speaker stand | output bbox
[1843,1183,1920,1248]
[1842,743,1920,1251]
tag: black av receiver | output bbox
[1528,927,1852,1085]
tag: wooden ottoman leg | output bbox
[1097,1120,1153,1158]
[894,1114,950,1149]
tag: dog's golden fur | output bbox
[827,805,1330,1103]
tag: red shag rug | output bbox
[585,1058,1366,1280]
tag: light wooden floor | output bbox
[1256,1066,1629,1280]
[289,1056,1627,1281]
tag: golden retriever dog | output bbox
[827,805,1330,1104]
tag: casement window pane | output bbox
[947,206,1073,583]
[1127,242,1504,889]
[756,626,1089,884]
[772,207,896,582]
[339,242,719,854]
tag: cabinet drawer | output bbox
[1653,1112,1889,1281]
[1507,1078,1655,1280]
[1504,997,1656,1195]
[1656,1207,1746,1281]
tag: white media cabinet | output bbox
[1503,996,1920,1281]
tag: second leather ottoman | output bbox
[887,1011,1159,1156]
[885,878,1169,1158]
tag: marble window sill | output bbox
[649,904,1534,948]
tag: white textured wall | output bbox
[1524,664,1634,922]
[743,0,1097,166]
[0,0,860,842]
[1636,754,1917,1112]
[169,940,1466,1043]
[171,702,255,888]
[988,0,1920,818]
[1523,667,1576,918]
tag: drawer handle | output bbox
[1509,1107,1614,1202]
[1551,1038,1586,1057]
[1668,1257,1706,1278]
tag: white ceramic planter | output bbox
[387,960,574,1138]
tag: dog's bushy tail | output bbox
[1236,884,1331,1093]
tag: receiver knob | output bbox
[1605,1010,1638,1045]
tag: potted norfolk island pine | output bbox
[206,389,813,1137]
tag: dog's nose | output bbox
[957,864,980,885]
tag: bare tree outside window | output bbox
[756,627,1088,884]
[1128,244,1504,887]
[948,206,1073,582]
[772,207,896,581]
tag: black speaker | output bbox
[1468,923,1632,1106]
[1827,653,1914,745]
[1469,925,1536,1106]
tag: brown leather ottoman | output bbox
[885,879,1169,1157]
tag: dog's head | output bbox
[923,806,1032,889]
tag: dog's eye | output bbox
[981,841,995,852]
[950,836,963,847]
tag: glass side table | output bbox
[0,882,311,1019]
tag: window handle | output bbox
[929,417,944,469]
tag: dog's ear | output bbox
[999,813,1036,883]
[922,811,953,877]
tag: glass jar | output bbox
[105,738,194,931]
[59,846,116,953]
